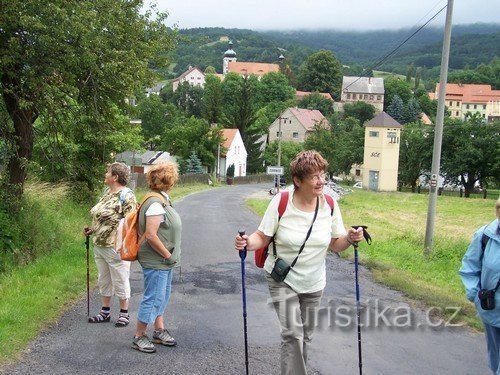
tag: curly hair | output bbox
[290,150,328,188]
[147,162,179,192]
[109,162,130,186]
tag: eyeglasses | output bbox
[308,173,328,182]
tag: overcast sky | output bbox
[152,0,499,31]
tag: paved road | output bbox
[2,183,490,374]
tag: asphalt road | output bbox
[2,183,490,374]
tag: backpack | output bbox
[254,191,334,268]
[115,192,166,261]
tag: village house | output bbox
[218,128,247,178]
[172,66,206,92]
[337,76,385,112]
[430,83,500,121]
[268,107,330,143]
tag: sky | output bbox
[152,0,500,31]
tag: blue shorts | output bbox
[137,268,173,325]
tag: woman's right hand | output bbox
[235,234,248,252]
[83,227,93,236]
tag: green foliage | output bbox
[297,50,343,99]
[297,92,334,116]
[256,72,295,107]
[136,95,170,140]
[398,122,433,189]
[342,101,376,125]
[161,113,222,170]
[263,141,303,179]
[1,0,177,197]
[386,95,405,124]
[226,163,235,178]
[383,77,414,110]
[162,81,204,118]
[403,98,422,124]
[448,57,500,90]
[186,151,204,174]
[441,119,500,195]
[201,74,223,124]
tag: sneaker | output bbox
[132,335,156,353]
[152,329,177,347]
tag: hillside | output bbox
[166,24,500,81]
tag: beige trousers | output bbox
[93,245,131,299]
[266,273,323,375]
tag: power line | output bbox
[343,2,448,92]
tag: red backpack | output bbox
[254,191,334,268]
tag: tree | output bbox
[186,151,204,174]
[403,98,422,124]
[383,77,413,110]
[201,74,222,125]
[297,93,334,116]
[386,95,405,124]
[257,72,295,108]
[263,141,303,180]
[136,95,170,140]
[297,50,343,100]
[398,122,432,191]
[169,81,204,118]
[440,119,500,197]
[1,0,176,198]
[342,101,376,125]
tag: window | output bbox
[353,94,357,99]
[369,131,379,137]
[276,131,282,137]
[377,95,381,100]
[456,111,459,116]
[483,105,486,110]
[474,104,477,109]
[355,169,361,176]
[387,131,398,144]
[293,132,299,139]
[466,104,470,109]
[370,95,374,100]
[364,94,368,99]
[449,101,452,106]
[347,94,351,99]
[456,101,460,107]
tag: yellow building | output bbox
[362,112,401,191]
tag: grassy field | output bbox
[247,189,498,330]
[0,182,213,366]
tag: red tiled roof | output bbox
[295,90,333,101]
[289,108,330,131]
[227,61,279,76]
[221,129,238,156]
[435,83,500,104]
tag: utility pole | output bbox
[277,116,288,192]
[424,0,454,253]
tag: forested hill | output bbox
[167,23,500,80]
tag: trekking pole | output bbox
[350,225,371,375]
[238,229,249,375]
[85,234,90,317]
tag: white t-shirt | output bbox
[259,190,347,294]
[145,192,170,222]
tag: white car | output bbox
[353,181,362,189]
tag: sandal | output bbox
[115,313,130,327]
[88,312,111,323]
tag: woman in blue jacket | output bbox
[460,197,500,375]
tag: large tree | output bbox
[342,101,376,125]
[440,118,500,197]
[383,76,413,110]
[0,0,176,197]
[297,50,343,100]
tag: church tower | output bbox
[223,41,237,74]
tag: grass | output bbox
[247,189,497,330]
[0,182,213,366]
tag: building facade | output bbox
[172,66,206,91]
[338,76,385,112]
[362,112,401,192]
[219,129,247,178]
[268,107,330,143]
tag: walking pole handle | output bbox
[238,229,247,261]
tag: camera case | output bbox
[271,258,291,282]
[478,289,496,310]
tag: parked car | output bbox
[353,181,362,189]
